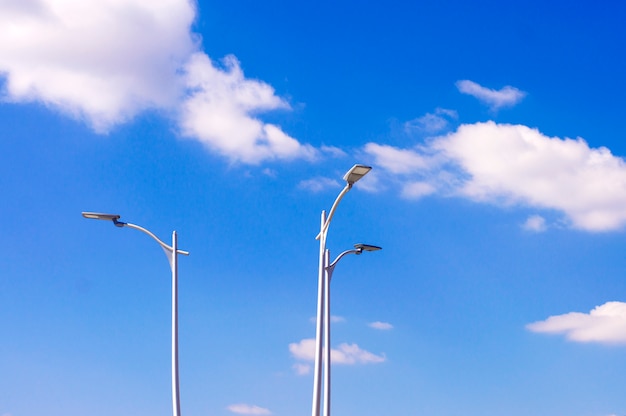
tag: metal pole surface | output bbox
[311,211,326,416]
[323,249,331,416]
[172,231,181,416]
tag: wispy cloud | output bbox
[298,177,342,193]
[404,108,458,135]
[527,302,626,345]
[292,363,311,375]
[227,404,272,415]
[523,215,547,232]
[456,80,526,111]
[332,343,386,364]
[400,181,437,200]
[364,121,626,232]
[0,0,318,164]
[369,321,394,330]
[289,338,386,369]
[364,143,432,174]
[321,145,348,158]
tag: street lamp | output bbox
[82,212,189,416]
[322,243,381,416]
[311,164,378,416]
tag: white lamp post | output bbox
[82,212,189,416]
[322,243,381,416]
[311,164,378,416]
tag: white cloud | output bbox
[434,122,626,231]
[332,343,386,364]
[523,215,547,232]
[401,181,436,200]
[0,0,318,164]
[289,338,317,361]
[298,177,342,193]
[369,321,393,330]
[0,0,196,132]
[527,301,626,345]
[178,53,318,164]
[404,108,458,135]
[364,143,432,174]
[262,168,277,178]
[352,169,384,193]
[227,404,272,415]
[366,121,626,232]
[292,363,311,375]
[321,145,348,158]
[456,80,526,111]
[289,338,386,365]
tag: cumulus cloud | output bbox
[0,0,196,132]
[365,121,626,232]
[289,338,386,367]
[456,80,526,111]
[527,302,626,345]
[289,338,317,362]
[227,404,272,415]
[369,321,394,330]
[178,53,318,164]
[0,0,317,164]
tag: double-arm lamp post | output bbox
[311,165,381,416]
[81,212,189,416]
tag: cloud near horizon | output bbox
[365,121,626,232]
[0,0,316,164]
[527,301,626,345]
[456,80,526,111]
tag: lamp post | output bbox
[311,164,376,416]
[82,212,189,416]
[322,243,381,416]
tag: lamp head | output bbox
[354,243,382,254]
[343,164,372,186]
[82,212,125,227]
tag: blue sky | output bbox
[2,0,626,415]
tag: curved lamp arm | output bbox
[315,184,351,241]
[122,222,189,266]
[326,243,382,276]
[315,164,372,241]
[81,212,189,269]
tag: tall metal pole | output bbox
[311,211,327,416]
[309,164,372,416]
[82,213,188,416]
[171,231,181,416]
[322,249,331,416]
